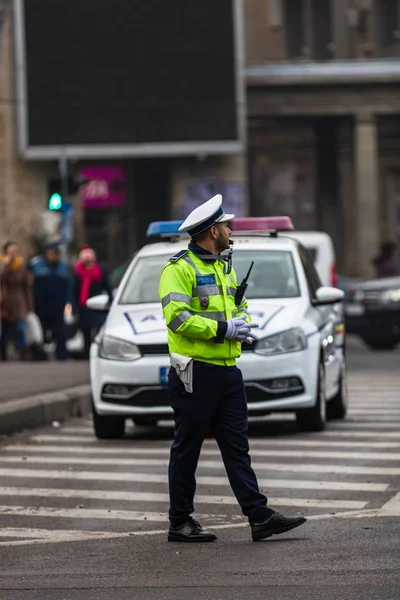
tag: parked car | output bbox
[344,276,400,350]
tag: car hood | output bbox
[104,299,303,345]
[353,276,400,291]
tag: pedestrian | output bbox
[372,241,398,279]
[29,242,73,361]
[159,194,306,543]
[73,245,113,359]
[0,240,33,361]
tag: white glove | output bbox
[225,317,247,341]
[236,323,259,344]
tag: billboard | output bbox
[14,0,245,160]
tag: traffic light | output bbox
[47,177,64,211]
[47,175,89,211]
[48,192,63,211]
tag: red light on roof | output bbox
[231,217,294,232]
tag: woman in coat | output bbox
[73,245,113,359]
[0,240,33,361]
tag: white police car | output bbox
[88,217,346,439]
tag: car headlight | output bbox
[255,328,306,356]
[381,288,400,303]
[99,335,141,361]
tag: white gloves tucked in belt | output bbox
[225,317,259,344]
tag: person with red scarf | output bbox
[73,245,113,359]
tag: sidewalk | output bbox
[0,361,91,436]
[0,361,89,402]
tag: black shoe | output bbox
[251,512,307,541]
[168,518,217,543]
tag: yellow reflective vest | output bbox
[158,249,250,366]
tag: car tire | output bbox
[133,416,158,427]
[92,399,125,440]
[363,337,398,351]
[327,362,348,420]
[296,363,326,432]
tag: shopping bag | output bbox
[24,312,44,346]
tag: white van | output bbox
[285,231,337,288]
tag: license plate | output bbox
[159,366,169,384]
[345,303,365,316]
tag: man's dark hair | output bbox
[3,240,17,254]
[191,230,210,245]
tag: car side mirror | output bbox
[86,294,110,313]
[312,286,344,307]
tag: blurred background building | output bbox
[1,0,400,278]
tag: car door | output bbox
[297,244,339,395]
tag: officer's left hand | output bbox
[236,323,259,344]
[241,331,259,345]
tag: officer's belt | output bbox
[193,361,221,369]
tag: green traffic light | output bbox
[48,193,63,211]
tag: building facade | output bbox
[2,0,400,277]
[245,0,400,277]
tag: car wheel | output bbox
[363,337,398,351]
[296,363,326,432]
[92,398,125,440]
[133,416,158,427]
[327,362,348,420]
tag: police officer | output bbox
[159,194,306,543]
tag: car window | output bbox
[297,243,322,299]
[233,250,300,299]
[305,246,318,263]
[118,249,300,304]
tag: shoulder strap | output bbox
[169,249,189,263]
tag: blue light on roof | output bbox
[146,221,184,237]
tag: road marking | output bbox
[1,497,399,548]
[0,464,396,483]
[0,459,391,492]
[0,487,371,508]
[7,438,400,453]
[327,422,400,429]
[0,469,388,496]
[321,431,400,438]
[0,489,367,522]
[379,492,400,515]
[348,410,400,415]
[7,443,400,461]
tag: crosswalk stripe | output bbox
[5,443,400,461]
[348,410,400,415]
[9,443,400,461]
[321,431,400,438]
[0,506,177,522]
[0,462,398,479]
[58,428,400,440]
[0,463,387,492]
[327,422,400,429]
[5,437,400,452]
[380,492,400,515]
[0,493,367,515]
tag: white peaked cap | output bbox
[178,194,235,236]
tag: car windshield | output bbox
[118,249,300,304]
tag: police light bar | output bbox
[146,221,185,237]
[231,217,294,232]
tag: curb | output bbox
[0,385,92,436]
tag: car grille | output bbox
[138,342,255,355]
[102,386,169,407]
[138,344,169,355]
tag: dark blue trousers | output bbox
[38,313,68,361]
[168,363,274,527]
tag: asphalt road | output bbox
[0,340,399,599]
